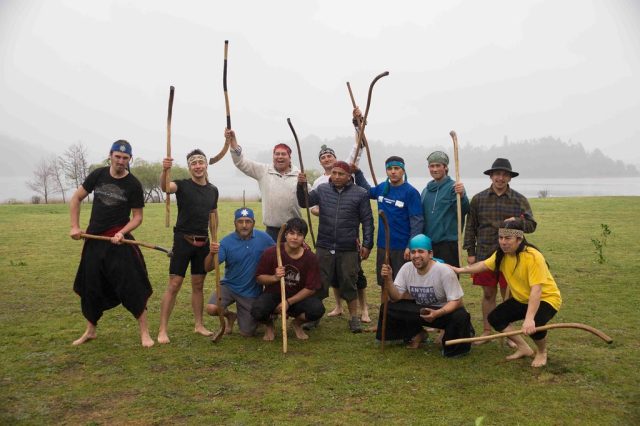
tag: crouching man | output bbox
[252,218,325,341]
[377,234,473,357]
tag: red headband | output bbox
[273,143,292,156]
[333,161,351,174]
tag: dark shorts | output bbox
[265,226,281,243]
[472,270,508,289]
[432,241,460,267]
[376,248,408,286]
[317,248,360,302]
[169,233,209,277]
[208,285,259,336]
[73,239,152,325]
[488,298,557,340]
[250,292,325,323]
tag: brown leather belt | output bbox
[183,235,209,247]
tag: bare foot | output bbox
[194,325,213,337]
[224,312,237,335]
[434,330,444,347]
[292,319,309,340]
[506,338,518,349]
[360,310,371,323]
[407,330,427,349]
[327,308,343,317]
[157,331,170,344]
[505,346,535,361]
[72,329,96,346]
[473,329,492,346]
[531,351,548,368]
[263,324,275,341]
[141,333,155,348]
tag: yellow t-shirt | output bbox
[484,247,562,311]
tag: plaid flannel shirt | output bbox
[463,186,536,260]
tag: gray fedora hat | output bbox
[483,158,519,177]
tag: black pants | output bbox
[376,300,473,357]
[265,226,281,243]
[488,298,557,340]
[432,241,460,267]
[251,292,325,323]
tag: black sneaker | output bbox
[349,317,362,333]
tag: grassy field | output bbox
[0,197,638,425]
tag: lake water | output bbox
[2,175,640,203]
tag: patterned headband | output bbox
[188,154,207,165]
[499,228,524,238]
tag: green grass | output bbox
[0,197,638,425]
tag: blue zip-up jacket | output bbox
[297,180,374,251]
[420,176,469,243]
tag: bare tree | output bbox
[27,159,54,204]
[50,157,67,202]
[62,142,89,190]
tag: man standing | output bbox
[464,158,536,341]
[225,128,302,242]
[157,149,219,344]
[421,151,469,266]
[297,161,374,333]
[378,234,473,357]
[204,207,274,337]
[69,140,154,347]
[252,218,325,341]
[312,142,369,323]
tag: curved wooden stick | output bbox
[346,82,377,186]
[449,130,463,267]
[353,71,389,179]
[210,40,231,165]
[287,118,316,248]
[379,211,391,352]
[165,85,174,227]
[276,224,288,354]
[445,322,613,346]
[209,211,226,342]
[80,233,172,257]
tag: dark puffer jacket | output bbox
[297,180,374,251]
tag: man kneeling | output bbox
[377,234,473,357]
[252,218,325,341]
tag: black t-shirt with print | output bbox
[82,167,144,234]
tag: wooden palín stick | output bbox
[379,211,391,352]
[80,233,172,257]
[449,130,463,267]
[165,85,175,227]
[210,40,231,165]
[276,224,288,354]
[353,71,389,181]
[209,211,226,342]
[444,322,613,346]
[346,82,377,186]
[287,118,316,248]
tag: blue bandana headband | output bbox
[409,234,433,251]
[385,160,405,170]
[234,208,255,221]
[111,141,132,156]
[382,160,407,195]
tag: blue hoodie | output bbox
[420,176,469,243]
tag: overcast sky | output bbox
[1,0,639,198]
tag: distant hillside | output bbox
[255,135,639,178]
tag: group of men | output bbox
[69,108,535,358]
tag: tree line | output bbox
[27,142,189,204]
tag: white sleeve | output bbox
[231,148,268,180]
[347,133,364,166]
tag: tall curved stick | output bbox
[287,118,316,248]
[165,85,174,227]
[209,211,226,342]
[80,233,172,257]
[444,322,613,346]
[379,211,391,352]
[353,71,389,180]
[210,40,231,165]
[276,224,288,354]
[346,82,377,186]
[449,130,463,267]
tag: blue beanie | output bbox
[409,234,432,251]
[234,208,255,221]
